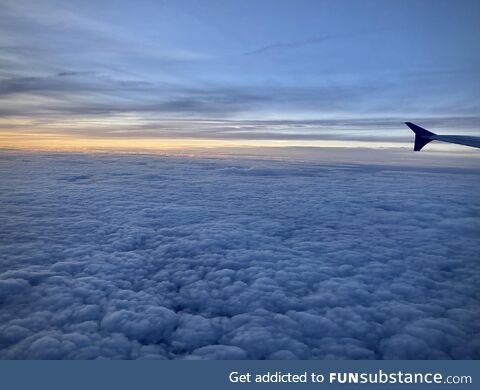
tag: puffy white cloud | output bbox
[0,151,479,359]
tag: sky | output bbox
[0,0,480,150]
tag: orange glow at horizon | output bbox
[0,131,413,152]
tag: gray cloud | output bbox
[1,66,478,144]
[245,36,328,55]
[243,29,395,56]
[0,151,479,359]
[57,71,96,77]
[0,74,152,96]
[2,64,479,145]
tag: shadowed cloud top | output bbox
[0,151,479,359]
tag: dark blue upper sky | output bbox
[1,0,479,147]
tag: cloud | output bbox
[2,65,479,143]
[0,74,151,97]
[245,36,328,55]
[2,69,479,144]
[57,71,96,77]
[0,151,479,359]
[243,29,394,56]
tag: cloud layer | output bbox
[0,151,479,359]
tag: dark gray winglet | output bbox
[405,122,435,151]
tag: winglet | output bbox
[405,122,435,151]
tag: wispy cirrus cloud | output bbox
[245,36,328,55]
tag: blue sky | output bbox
[0,0,479,147]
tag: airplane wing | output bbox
[405,122,480,151]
